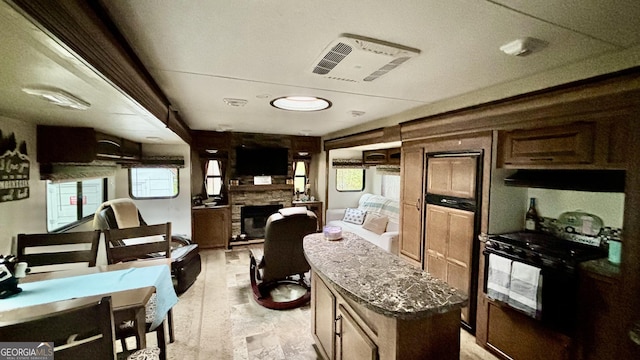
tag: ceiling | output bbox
[1,0,640,144]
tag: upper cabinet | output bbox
[498,122,595,166]
[497,120,629,170]
[362,147,401,165]
[37,125,141,163]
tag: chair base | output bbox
[249,253,311,310]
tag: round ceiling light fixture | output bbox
[270,96,331,112]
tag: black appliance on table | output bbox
[484,231,607,334]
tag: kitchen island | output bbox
[304,231,468,360]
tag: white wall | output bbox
[114,143,192,237]
[527,188,624,229]
[326,149,374,209]
[0,116,46,254]
[488,166,626,233]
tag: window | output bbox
[129,168,179,199]
[294,161,307,194]
[336,168,365,192]
[205,160,222,197]
[46,178,106,232]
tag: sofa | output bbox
[325,193,400,254]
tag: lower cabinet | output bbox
[313,273,376,360]
[311,272,461,360]
[191,206,230,248]
[336,304,377,360]
[486,302,571,360]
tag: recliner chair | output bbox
[93,198,201,294]
[249,206,317,310]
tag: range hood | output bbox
[504,170,625,192]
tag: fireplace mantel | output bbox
[229,184,293,192]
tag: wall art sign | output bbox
[0,131,30,202]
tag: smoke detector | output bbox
[223,98,248,107]
[311,34,420,82]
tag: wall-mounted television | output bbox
[235,146,289,176]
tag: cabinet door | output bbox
[500,122,595,166]
[399,147,425,266]
[191,208,229,248]
[336,304,377,360]
[427,156,476,199]
[313,275,336,360]
[425,205,474,322]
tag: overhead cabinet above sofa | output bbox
[37,125,141,164]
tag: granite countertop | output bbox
[303,232,468,320]
[581,258,620,279]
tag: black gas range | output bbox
[484,231,607,335]
[485,231,607,273]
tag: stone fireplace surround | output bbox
[229,185,293,240]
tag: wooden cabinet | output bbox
[577,261,620,359]
[487,302,571,360]
[424,204,474,323]
[191,206,230,248]
[313,273,336,360]
[37,125,141,163]
[427,156,477,198]
[311,271,461,360]
[498,119,632,169]
[312,274,376,360]
[336,304,378,360]
[362,147,401,165]
[399,147,425,267]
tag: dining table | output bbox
[0,258,178,349]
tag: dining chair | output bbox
[103,223,173,360]
[17,230,101,273]
[0,296,160,360]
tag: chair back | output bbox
[0,296,115,360]
[17,230,101,272]
[103,223,171,264]
[262,207,317,282]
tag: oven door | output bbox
[483,249,579,335]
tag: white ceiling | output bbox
[1,0,639,143]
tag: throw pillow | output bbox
[362,213,389,235]
[342,208,366,225]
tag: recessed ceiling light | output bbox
[271,96,331,112]
[22,87,90,110]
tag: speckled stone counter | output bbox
[303,231,468,320]
[581,258,620,279]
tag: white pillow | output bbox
[342,208,366,225]
[362,213,389,235]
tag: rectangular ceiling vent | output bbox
[311,34,420,82]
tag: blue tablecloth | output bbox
[0,265,178,330]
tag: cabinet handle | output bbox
[440,198,458,205]
[335,315,342,338]
[630,321,640,346]
[529,157,554,162]
[416,197,422,212]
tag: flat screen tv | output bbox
[235,146,289,176]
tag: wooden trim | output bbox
[8,0,192,144]
[400,68,640,141]
[324,128,385,151]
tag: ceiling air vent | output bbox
[311,34,420,82]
